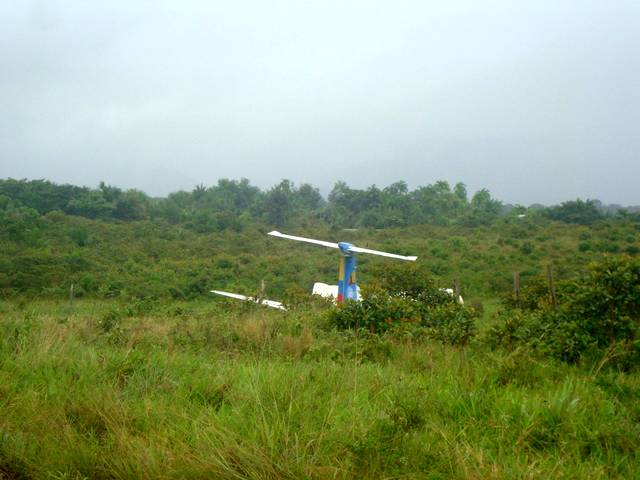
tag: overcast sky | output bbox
[0,1,638,205]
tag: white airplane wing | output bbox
[268,230,417,261]
[211,290,287,311]
[348,245,417,261]
[267,231,339,249]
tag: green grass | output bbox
[0,300,638,478]
[3,214,639,301]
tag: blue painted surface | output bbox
[343,254,358,300]
[338,242,353,254]
[336,242,358,301]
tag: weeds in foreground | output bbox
[0,300,638,478]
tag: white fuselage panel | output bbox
[312,282,339,299]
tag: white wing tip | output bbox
[211,290,287,311]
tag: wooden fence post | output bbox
[69,283,75,314]
[546,265,557,308]
[259,279,265,301]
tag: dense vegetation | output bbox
[1,178,639,301]
[2,178,638,234]
[490,256,640,365]
[1,295,639,478]
[1,177,639,478]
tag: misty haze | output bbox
[1,2,639,479]
[1,1,638,205]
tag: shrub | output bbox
[328,264,478,346]
[329,289,420,334]
[502,279,554,311]
[626,245,640,255]
[99,309,122,333]
[569,256,640,347]
[488,310,594,363]
[367,262,437,299]
[490,256,640,365]
[123,297,156,317]
[70,228,90,247]
[422,303,477,346]
[578,241,591,252]
[281,284,332,310]
[520,241,534,255]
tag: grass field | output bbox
[1,299,638,479]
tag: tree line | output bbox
[0,178,636,237]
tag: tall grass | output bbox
[0,300,638,478]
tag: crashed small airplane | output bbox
[212,231,464,310]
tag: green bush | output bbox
[99,309,122,333]
[123,297,157,317]
[598,241,620,253]
[490,256,640,365]
[328,289,420,334]
[570,256,640,347]
[328,264,478,346]
[578,241,591,252]
[520,241,534,255]
[502,279,554,311]
[422,303,477,346]
[627,245,640,255]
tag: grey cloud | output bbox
[1,0,638,204]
